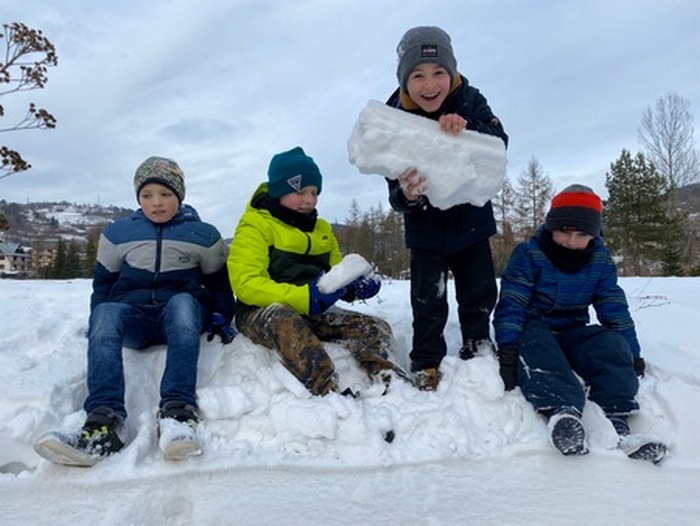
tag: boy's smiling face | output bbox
[406,63,451,113]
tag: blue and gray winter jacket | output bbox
[494,227,641,357]
[90,205,234,325]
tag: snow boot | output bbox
[619,434,668,465]
[413,367,442,391]
[548,411,589,456]
[459,338,494,360]
[33,407,126,467]
[158,400,202,461]
[607,414,668,464]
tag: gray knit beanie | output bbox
[396,26,457,91]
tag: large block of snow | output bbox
[347,100,507,209]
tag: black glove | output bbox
[206,313,236,344]
[634,357,646,378]
[498,345,519,391]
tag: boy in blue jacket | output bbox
[385,26,508,391]
[494,184,666,463]
[34,156,235,466]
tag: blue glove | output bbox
[309,276,345,316]
[206,312,236,344]
[349,275,381,300]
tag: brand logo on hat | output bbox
[420,44,438,59]
[286,174,303,192]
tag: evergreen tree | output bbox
[83,224,105,278]
[660,211,686,276]
[513,157,553,240]
[49,238,67,279]
[65,239,84,278]
[605,149,669,275]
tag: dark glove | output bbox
[498,345,518,391]
[346,275,381,301]
[309,276,346,316]
[206,312,236,344]
[634,357,646,378]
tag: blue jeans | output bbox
[517,320,639,416]
[84,293,203,419]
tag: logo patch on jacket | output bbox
[286,174,303,192]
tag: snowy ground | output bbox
[1,277,699,525]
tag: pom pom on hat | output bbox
[267,147,323,199]
[545,184,603,237]
[133,156,185,203]
[396,26,457,91]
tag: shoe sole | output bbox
[162,437,203,461]
[627,441,668,465]
[550,415,589,456]
[33,433,100,467]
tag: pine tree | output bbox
[83,224,105,278]
[513,157,553,240]
[605,149,670,275]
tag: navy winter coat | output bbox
[494,227,641,357]
[90,205,234,324]
[385,74,508,253]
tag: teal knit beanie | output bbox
[267,147,323,199]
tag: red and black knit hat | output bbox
[545,184,603,237]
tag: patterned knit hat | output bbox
[267,147,323,199]
[545,184,603,237]
[133,156,186,203]
[396,26,457,91]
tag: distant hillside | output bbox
[676,183,700,215]
[0,200,134,244]
[1,182,699,246]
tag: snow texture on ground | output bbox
[1,277,699,525]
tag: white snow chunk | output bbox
[317,253,373,294]
[347,99,507,209]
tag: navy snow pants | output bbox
[516,320,639,416]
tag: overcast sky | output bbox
[2,0,699,236]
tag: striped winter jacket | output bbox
[90,205,234,324]
[227,183,343,318]
[494,227,641,357]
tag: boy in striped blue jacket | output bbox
[34,156,235,466]
[493,184,666,463]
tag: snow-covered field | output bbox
[1,277,699,525]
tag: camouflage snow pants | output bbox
[236,303,404,396]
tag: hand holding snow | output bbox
[347,100,507,209]
[317,253,374,294]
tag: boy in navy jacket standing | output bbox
[385,26,508,390]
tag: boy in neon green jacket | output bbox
[227,147,404,396]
